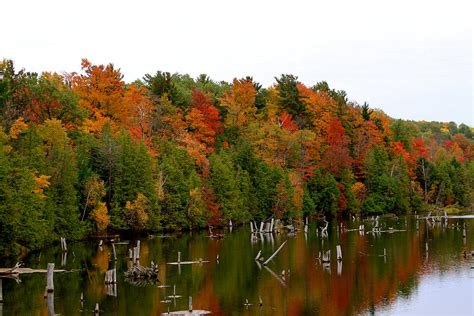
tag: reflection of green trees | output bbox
[1,217,473,315]
[211,229,260,308]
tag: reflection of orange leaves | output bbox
[92,247,109,273]
[287,297,304,316]
[193,276,222,315]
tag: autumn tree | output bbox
[123,84,154,141]
[220,78,256,130]
[321,116,352,177]
[125,193,150,231]
[186,89,222,153]
[25,72,84,127]
[72,59,127,132]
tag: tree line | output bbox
[0,59,473,256]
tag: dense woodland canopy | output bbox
[1,59,473,257]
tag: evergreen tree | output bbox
[157,141,203,229]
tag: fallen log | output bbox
[0,267,66,275]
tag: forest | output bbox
[0,58,473,257]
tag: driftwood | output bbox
[0,267,66,275]
[162,310,211,315]
[167,259,209,265]
[207,226,224,239]
[263,240,287,265]
[124,261,159,285]
[167,251,209,265]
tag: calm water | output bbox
[1,216,473,315]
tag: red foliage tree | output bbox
[321,116,352,177]
[186,90,222,153]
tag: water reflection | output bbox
[0,216,473,315]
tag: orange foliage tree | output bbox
[72,59,127,133]
[220,78,256,129]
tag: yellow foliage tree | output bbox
[82,175,106,221]
[90,202,109,231]
[125,193,150,231]
[220,78,256,129]
[9,117,28,139]
[33,174,51,198]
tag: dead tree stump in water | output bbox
[336,245,342,261]
[46,263,54,293]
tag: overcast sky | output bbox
[3,0,473,125]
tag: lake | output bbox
[1,215,473,315]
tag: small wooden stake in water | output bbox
[336,245,342,261]
[189,296,193,312]
[47,292,54,316]
[94,303,99,315]
[112,243,117,261]
[0,279,3,303]
[250,222,254,233]
[178,251,181,264]
[60,237,67,252]
[129,249,133,261]
[46,263,54,293]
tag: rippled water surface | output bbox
[1,215,473,315]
